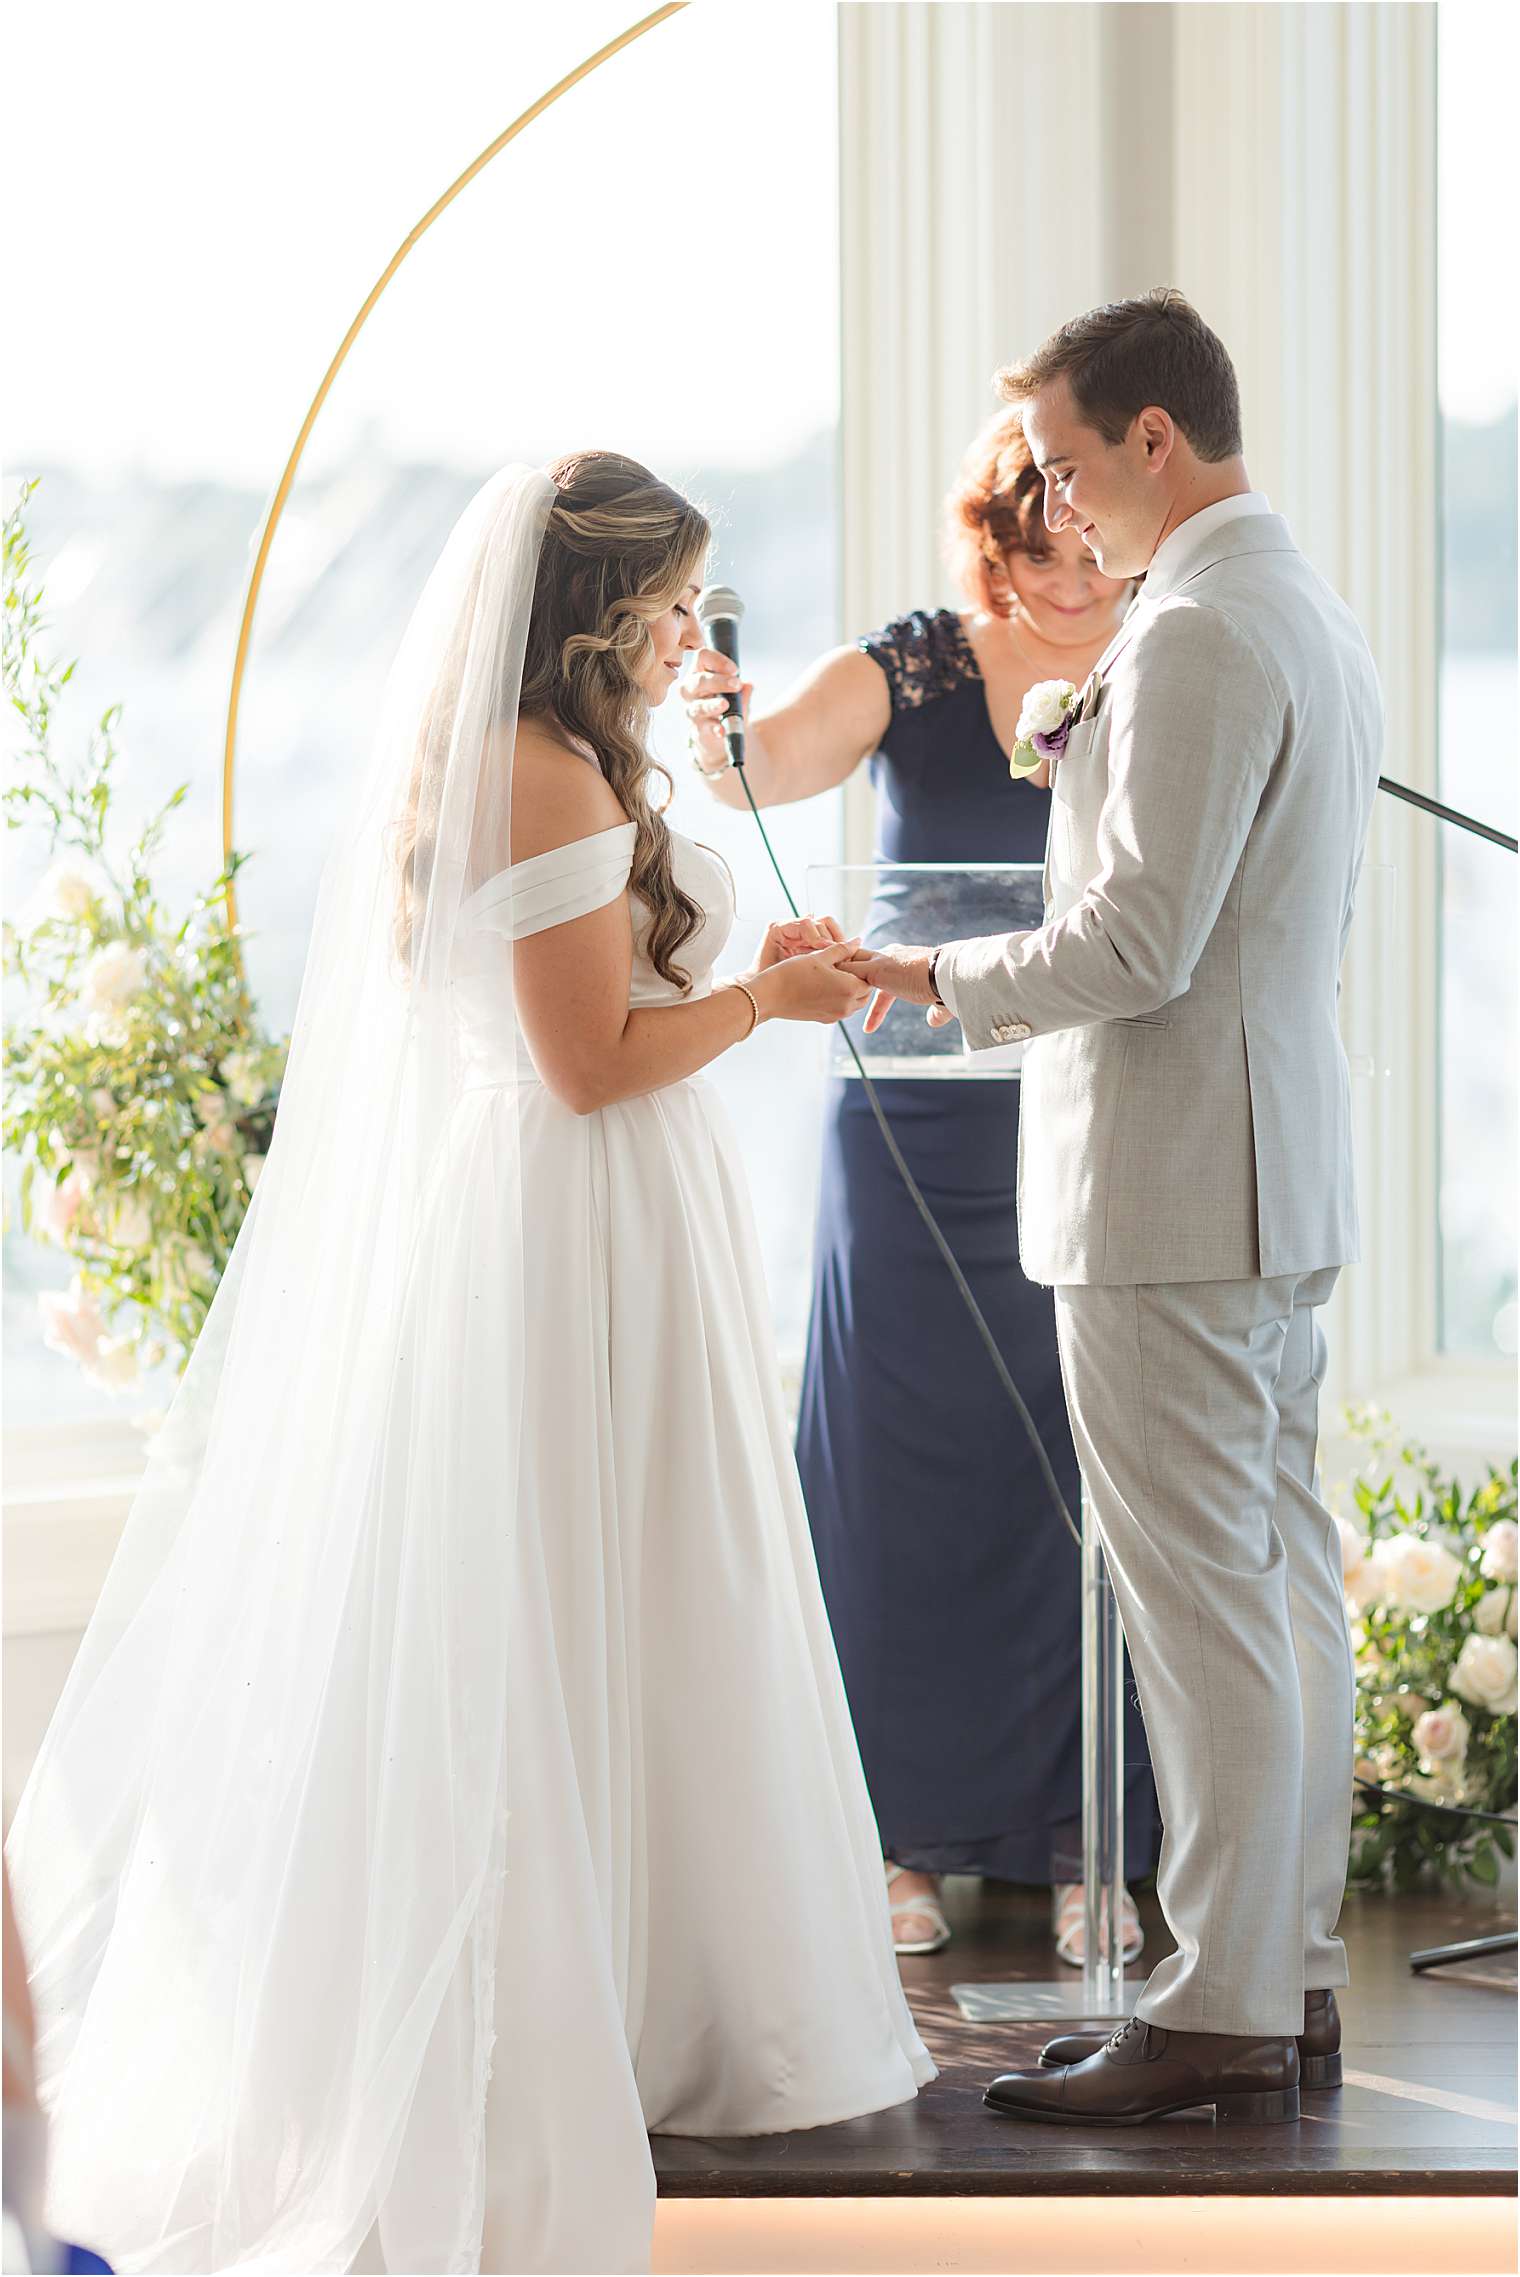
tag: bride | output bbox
[6,457,934,2276]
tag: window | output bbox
[1435,7,1518,1362]
[3,2,841,1440]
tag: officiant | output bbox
[684,410,1161,1963]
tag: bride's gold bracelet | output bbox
[729,978,761,1037]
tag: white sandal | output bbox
[885,1862,951,1954]
[1053,1881,1143,1968]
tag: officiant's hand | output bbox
[840,945,958,1035]
[753,915,846,970]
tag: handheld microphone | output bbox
[696,584,746,768]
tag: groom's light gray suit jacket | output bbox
[937,509,1383,1288]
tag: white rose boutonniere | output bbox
[1009,678,1079,779]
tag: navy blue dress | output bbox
[795,609,1160,1884]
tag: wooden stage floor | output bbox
[652,1877,1516,2201]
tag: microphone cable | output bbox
[727,752,1082,1544]
[722,739,1517,1559]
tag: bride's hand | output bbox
[747,937,871,1025]
[752,914,846,970]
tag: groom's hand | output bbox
[841,945,958,1035]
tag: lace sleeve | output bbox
[858,609,977,713]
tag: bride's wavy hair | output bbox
[392,453,711,984]
[520,451,712,990]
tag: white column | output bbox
[1169,1,1440,1422]
[837,0,1112,854]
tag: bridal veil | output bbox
[7,466,556,2273]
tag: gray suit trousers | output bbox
[1054,1267,1354,2036]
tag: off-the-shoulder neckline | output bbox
[461,820,636,915]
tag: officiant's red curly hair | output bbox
[943,410,1053,619]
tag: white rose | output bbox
[38,1279,107,1372]
[1450,1633,1519,1717]
[31,855,109,925]
[1334,1515,1367,1584]
[79,940,147,1015]
[1016,679,1077,739]
[1411,1703,1470,1765]
[1508,1591,1517,1641]
[1346,1535,1398,1614]
[1480,1520,1518,1585]
[1474,1587,1513,1638]
[36,1170,90,1244]
[1380,1532,1464,1616]
[219,1051,266,1110]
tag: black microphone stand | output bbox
[1378,776,1518,853]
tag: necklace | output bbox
[967,607,1120,763]
[996,607,1113,685]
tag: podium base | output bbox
[950,1977,1133,2023]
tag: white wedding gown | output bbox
[355,819,934,2273]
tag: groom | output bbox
[850,289,1383,2125]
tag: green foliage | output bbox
[1335,1403,1518,1892]
[3,484,288,1388]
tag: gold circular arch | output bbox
[220,1,687,936]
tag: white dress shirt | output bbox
[1143,489,1273,594]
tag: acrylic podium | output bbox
[808,856,1128,2020]
[807,855,1396,2026]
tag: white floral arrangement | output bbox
[1332,1403,1517,1891]
[4,485,288,1394]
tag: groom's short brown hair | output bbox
[997,288,1243,463]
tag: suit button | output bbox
[992,1021,1014,1043]
[1011,1022,1032,1040]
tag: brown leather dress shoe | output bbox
[1040,1989,1342,2088]
[986,2016,1300,2125]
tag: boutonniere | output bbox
[1009,677,1078,778]
[1008,669,1105,779]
